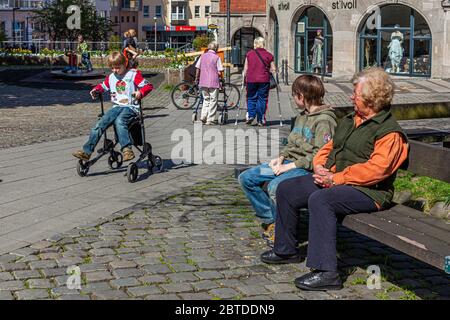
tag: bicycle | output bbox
[171,81,241,112]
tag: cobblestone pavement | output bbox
[0,172,448,300]
[1,69,449,300]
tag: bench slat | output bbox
[372,210,450,246]
[390,205,450,233]
[407,140,450,183]
[342,212,449,270]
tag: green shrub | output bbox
[192,34,214,51]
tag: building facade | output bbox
[0,0,49,42]
[211,0,267,65]
[110,0,140,38]
[139,0,212,49]
[267,0,450,79]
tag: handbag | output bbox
[254,49,278,90]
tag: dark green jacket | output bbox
[280,105,337,170]
[325,109,407,208]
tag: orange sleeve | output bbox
[313,140,334,168]
[332,132,408,186]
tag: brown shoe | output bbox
[72,150,90,161]
[262,223,275,240]
[123,148,135,162]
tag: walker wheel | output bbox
[127,162,138,183]
[154,156,164,172]
[108,152,123,170]
[192,113,197,123]
[218,112,227,125]
[76,160,89,177]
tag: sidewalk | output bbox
[0,79,449,300]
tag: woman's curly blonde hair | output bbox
[352,67,395,112]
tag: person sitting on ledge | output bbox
[238,75,337,247]
[260,67,408,292]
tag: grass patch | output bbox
[249,230,260,238]
[400,289,419,300]
[82,256,92,264]
[375,291,391,300]
[350,277,367,286]
[394,170,450,212]
[163,84,175,91]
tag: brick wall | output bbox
[219,0,266,13]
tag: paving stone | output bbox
[28,260,58,270]
[237,285,271,296]
[297,290,334,300]
[195,271,224,280]
[0,291,14,300]
[80,282,113,293]
[171,263,197,273]
[55,257,84,268]
[79,264,108,273]
[126,285,162,297]
[138,275,168,285]
[144,293,181,300]
[191,280,220,292]
[242,275,272,286]
[108,260,138,269]
[178,292,213,300]
[221,268,251,279]
[265,283,297,294]
[26,279,53,289]
[40,268,67,277]
[209,288,240,299]
[51,286,81,296]
[0,255,19,264]
[12,270,42,280]
[112,268,145,278]
[160,283,193,293]
[270,293,302,300]
[0,272,14,281]
[167,272,197,283]
[89,248,116,257]
[110,277,141,289]
[30,241,53,250]
[84,271,114,283]
[196,260,230,272]
[91,290,129,300]
[0,280,25,291]
[1,263,29,272]
[141,264,172,274]
[57,294,91,300]
[134,256,161,266]
[15,289,49,300]
[54,275,70,287]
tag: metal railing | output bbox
[0,40,192,54]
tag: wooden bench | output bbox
[234,131,450,273]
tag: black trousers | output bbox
[274,174,378,272]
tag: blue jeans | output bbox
[83,106,136,155]
[246,82,269,124]
[238,160,310,224]
[81,53,92,71]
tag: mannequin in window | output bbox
[388,25,404,73]
[311,30,324,74]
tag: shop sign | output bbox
[332,0,357,10]
[278,1,289,10]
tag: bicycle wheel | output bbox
[171,82,200,110]
[219,83,240,110]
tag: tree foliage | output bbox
[33,0,112,41]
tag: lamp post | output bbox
[12,6,20,46]
[154,16,157,51]
[226,0,230,83]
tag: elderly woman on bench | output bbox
[260,67,409,291]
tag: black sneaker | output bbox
[246,117,254,125]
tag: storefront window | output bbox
[294,7,332,76]
[359,4,431,77]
